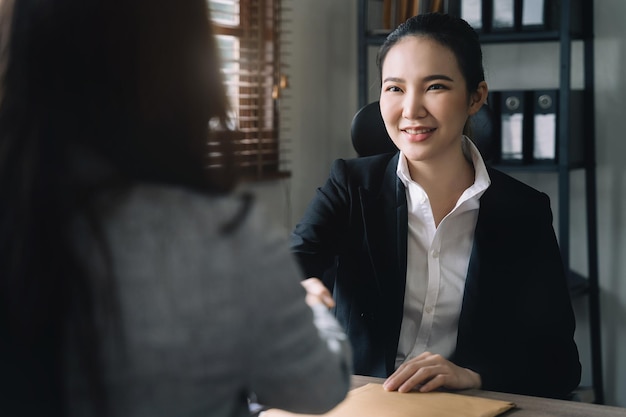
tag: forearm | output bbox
[253,301,352,413]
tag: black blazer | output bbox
[291,152,581,399]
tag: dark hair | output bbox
[376,12,485,96]
[0,0,234,414]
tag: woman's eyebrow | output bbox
[382,76,404,83]
[423,74,454,82]
[382,74,455,84]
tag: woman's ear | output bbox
[468,81,489,115]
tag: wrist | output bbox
[466,369,482,389]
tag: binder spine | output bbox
[491,89,584,166]
[498,90,526,163]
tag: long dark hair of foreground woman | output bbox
[0,0,236,415]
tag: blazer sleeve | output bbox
[290,159,355,280]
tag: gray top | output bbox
[66,184,351,417]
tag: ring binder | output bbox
[499,91,526,162]
[532,90,557,160]
[530,89,584,165]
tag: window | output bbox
[208,0,290,180]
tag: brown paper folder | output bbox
[263,383,515,417]
[382,0,393,29]
[397,0,409,24]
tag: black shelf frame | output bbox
[357,0,603,404]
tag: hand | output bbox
[383,351,481,393]
[300,277,335,308]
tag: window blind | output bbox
[208,0,291,181]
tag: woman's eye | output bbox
[385,85,402,92]
[427,84,446,91]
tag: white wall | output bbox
[252,0,358,233]
[284,0,359,220]
[258,0,625,407]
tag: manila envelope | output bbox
[263,383,515,417]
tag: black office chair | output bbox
[350,101,497,163]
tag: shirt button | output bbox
[431,250,439,258]
[425,306,434,314]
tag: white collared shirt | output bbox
[394,137,491,368]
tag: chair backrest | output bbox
[350,101,497,163]
[350,101,396,157]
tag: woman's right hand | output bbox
[301,277,335,308]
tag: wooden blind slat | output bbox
[208,0,290,180]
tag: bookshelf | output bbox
[356,0,603,404]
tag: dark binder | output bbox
[545,0,583,35]
[532,90,557,160]
[531,89,584,165]
[499,90,526,162]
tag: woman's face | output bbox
[379,36,486,166]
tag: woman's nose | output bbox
[402,93,427,120]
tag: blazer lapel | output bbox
[457,170,501,346]
[359,154,406,295]
[359,153,407,373]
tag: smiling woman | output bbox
[291,12,581,401]
[379,35,487,189]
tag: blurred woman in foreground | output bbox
[0,0,351,415]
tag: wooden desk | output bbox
[351,375,626,417]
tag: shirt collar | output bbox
[396,136,491,199]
